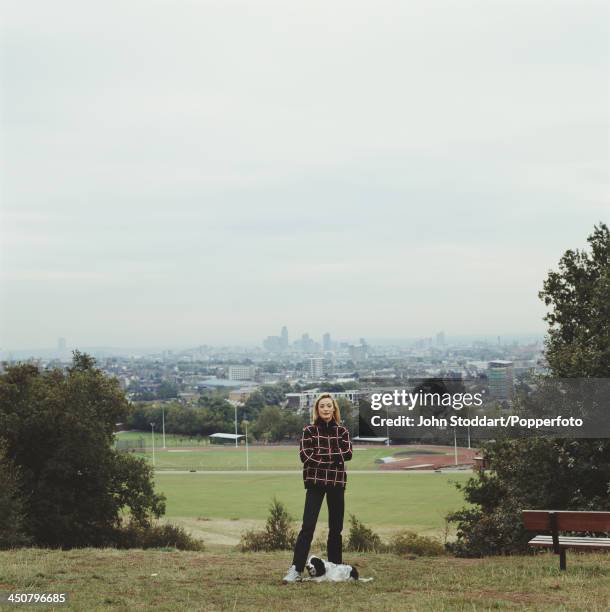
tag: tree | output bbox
[0,440,31,548]
[242,390,265,420]
[447,223,610,556]
[539,222,610,377]
[156,381,179,399]
[249,406,305,442]
[0,351,166,548]
[337,397,358,436]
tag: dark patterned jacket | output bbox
[299,418,353,489]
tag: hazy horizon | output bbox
[2,331,546,355]
[2,1,608,349]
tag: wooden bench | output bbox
[522,510,610,570]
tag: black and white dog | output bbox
[305,556,371,582]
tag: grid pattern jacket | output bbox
[299,419,353,489]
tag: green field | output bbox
[115,431,454,471]
[2,548,608,611]
[115,431,210,447]
[154,472,471,546]
[117,433,475,545]
[138,447,406,471]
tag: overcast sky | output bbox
[1,0,608,350]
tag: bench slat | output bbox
[529,535,610,550]
[522,510,610,532]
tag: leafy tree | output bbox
[156,381,179,399]
[539,222,610,377]
[0,351,166,548]
[249,406,305,442]
[337,397,358,436]
[447,223,610,556]
[319,382,348,392]
[242,390,265,419]
[0,440,31,548]
[250,406,282,442]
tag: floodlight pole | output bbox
[386,405,390,446]
[162,405,166,449]
[453,428,458,465]
[150,422,156,467]
[245,419,249,471]
[234,404,238,448]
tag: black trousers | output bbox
[292,486,345,572]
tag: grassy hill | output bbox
[0,548,608,610]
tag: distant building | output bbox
[281,326,289,350]
[228,365,256,381]
[349,344,367,363]
[263,335,283,352]
[228,387,256,404]
[309,357,324,378]
[487,360,514,401]
[295,333,319,353]
[436,331,446,347]
[323,332,332,352]
[286,389,362,413]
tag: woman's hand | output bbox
[299,428,334,467]
[338,428,353,462]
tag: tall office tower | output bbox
[309,357,324,379]
[58,337,66,351]
[300,333,317,353]
[281,326,289,350]
[322,332,331,352]
[487,360,514,401]
[436,331,446,346]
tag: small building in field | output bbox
[209,432,245,445]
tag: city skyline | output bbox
[1,329,544,357]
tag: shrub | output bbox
[391,531,445,557]
[240,498,296,552]
[446,437,610,557]
[345,514,385,552]
[0,440,31,549]
[112,520,204,551]
[446,478,531,558]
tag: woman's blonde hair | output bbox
[311,393,341,424]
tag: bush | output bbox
[240,498,296,552]
[391,531,445,557]
[0,440,31,549]
[345,514,385,552]
[446,438,610,557]
[112,520,204,551]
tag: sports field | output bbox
[115,431,465,471]
[154,472,471,546]
[116,432,475,545]
[137,447,420,470]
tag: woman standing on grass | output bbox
[282,393,353,583]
